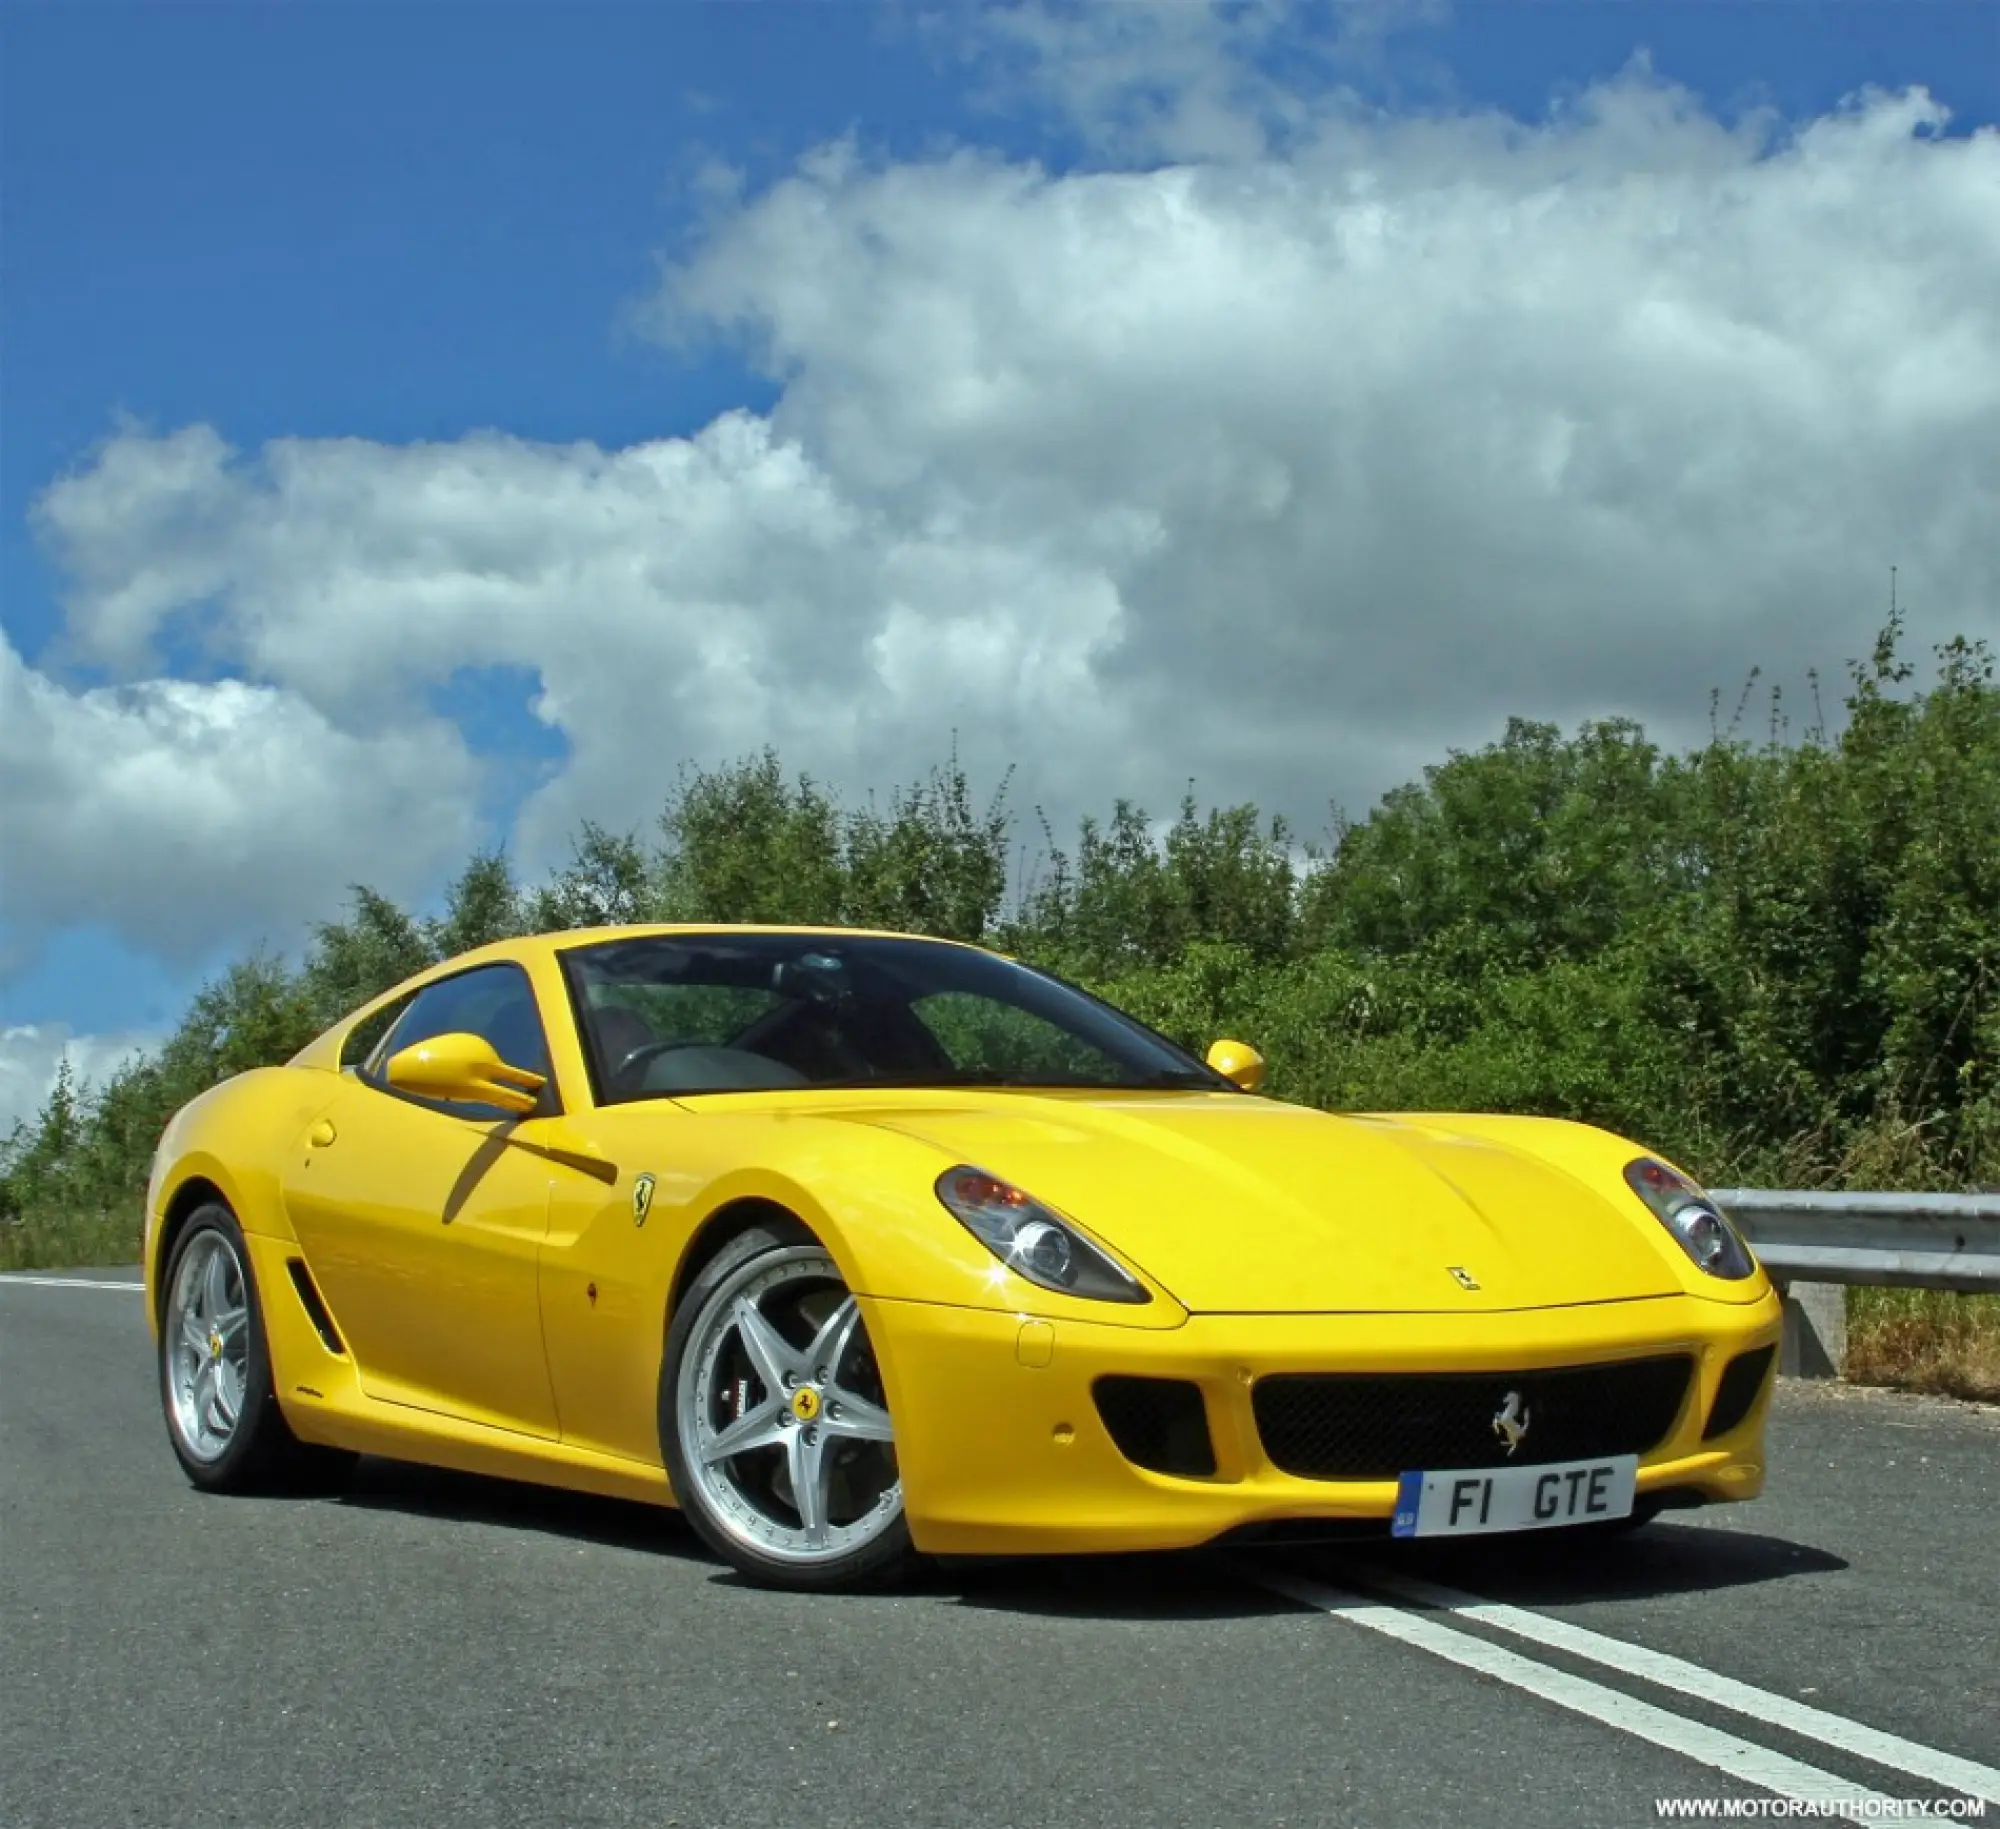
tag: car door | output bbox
[280,962,564,1439]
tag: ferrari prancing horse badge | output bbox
[632,1173,656,1226]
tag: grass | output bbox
[1846,1287,2000,1404]
[0,1207,142,1274]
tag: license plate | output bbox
[1391,1455,1637,1538]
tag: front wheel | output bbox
[661,1223,913,1591]
[159,1203,355,1494]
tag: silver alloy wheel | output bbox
[165,1230,252,1463]
[677,1246,901,1566]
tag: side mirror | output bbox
[384,1032,546,1115]
[1205,1039,1266,1093]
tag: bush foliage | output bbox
[7,623,1999,1366]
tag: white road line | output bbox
[1254,1568,1897,1810]
[0,1275,144,1291]
[1356,1566,2000,1806]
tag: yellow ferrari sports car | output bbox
[144,925,1781,1590]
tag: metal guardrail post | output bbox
[1773,1280,1848,1379]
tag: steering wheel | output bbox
[610,1038,706,1088]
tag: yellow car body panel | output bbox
[868,1292,1776,1555]
[143,925,1780,1556]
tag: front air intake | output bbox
[1703,1344,1776,1440]
[1093,1376,1217,1477]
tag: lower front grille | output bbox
[1252,1354,1694,1481]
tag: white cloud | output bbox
[0,1023,162,1138]
[13,63,2000,981]
[0,626,478,967]
[659,70,2000,778]
[952,0,1447,165]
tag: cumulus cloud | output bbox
[955,0,1446,164]
[13,57,2000,979]
[0,1023,162,1137]
[665,75,1999,772]
[29,412,1142,887]
[0,627,478,966]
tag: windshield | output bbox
[559,933,1231,1103]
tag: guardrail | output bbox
[1711,1188,2000,1377]
[1712,1189,2000,1294]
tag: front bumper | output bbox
[863,1290,1781,1556]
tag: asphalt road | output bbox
[3,1269,1996,1829]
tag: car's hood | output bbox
[831,1093,1679,1313]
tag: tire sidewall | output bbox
[660,1223,913,1591]
[159,1203,284,1490]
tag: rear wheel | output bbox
[159,1203,355,1494]
[661,1223,912,1591]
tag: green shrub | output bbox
[9,622,1998,1341]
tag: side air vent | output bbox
[286,1259,346,1355]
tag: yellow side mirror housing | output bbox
[1205,1039,1266,1093]
[384,1031,546,1115]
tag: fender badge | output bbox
[632,1173,656,1226]
[1447,1265,1480,1290]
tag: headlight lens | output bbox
[935,1167,1150,1304]
[1623,1158,1756,1280]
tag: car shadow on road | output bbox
[1339,1515,1851,1607]
[943,1518,1847,1622]
[324,1457,1845,1624]
[935,1550,1297,1621]
[332,1454,709,1563]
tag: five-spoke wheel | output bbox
[164,1228,251,1462]
[662,1223,912,1590]
[156,1202,355,1493]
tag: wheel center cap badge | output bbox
[790,1385,821,1423]
[208,1331,223,1359]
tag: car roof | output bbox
[446,923,989,973]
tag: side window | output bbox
[341,991,417,1072]
[369,963,556,1119]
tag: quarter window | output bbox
[370,963,555,1119]
[341,991,417,1072]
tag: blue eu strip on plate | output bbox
[1392,1469,1423,1538]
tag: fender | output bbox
[144,1068,345,1334]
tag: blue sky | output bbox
[3,1,1997,1107]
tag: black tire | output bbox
[660,1220,915,1592]
[158,1202,356,1495]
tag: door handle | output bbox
[308,1119,337,1148]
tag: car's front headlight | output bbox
[935,1167,1151,1304]
[1624,1158,1757,1280]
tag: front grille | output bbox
[1703,1344,1775,1440]
[1252,1355,1694,1481]
[1094,1376,1217,1477]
